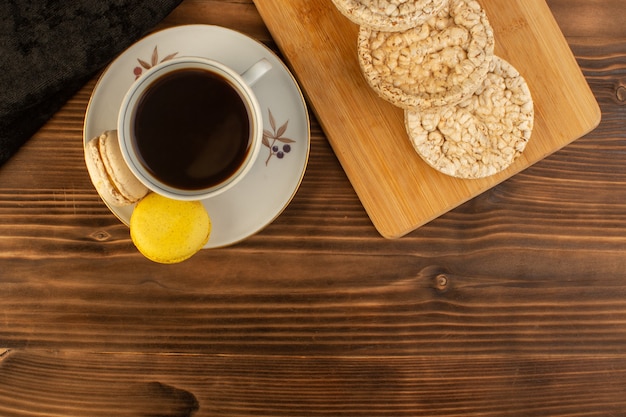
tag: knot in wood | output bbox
[435,274,449,291]
[617,85,626,104]
[90,230,111,242]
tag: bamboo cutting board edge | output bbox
[253,0,601,238]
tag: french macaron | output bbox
[85,130,149,206]
[130,193,211,264]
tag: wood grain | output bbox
[2,0,626,416]
[2,350,626,416]
[253,0,601,238]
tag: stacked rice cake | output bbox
[331,0,534,179]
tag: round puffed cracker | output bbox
[331,0,448,32]
[405,56,534,179]
[358,0,495,111]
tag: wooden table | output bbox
[1,0,625,415]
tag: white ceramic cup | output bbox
[118,56,272,200]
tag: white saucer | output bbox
[84,25,310,248]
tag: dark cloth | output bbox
[0,0,183,166]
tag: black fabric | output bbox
[0,0,183,166]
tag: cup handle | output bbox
[241,58,272,87]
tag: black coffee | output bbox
[133,68,251,190]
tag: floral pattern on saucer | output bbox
[262,109,296,165]
[133,46,178,79]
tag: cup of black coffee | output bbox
[118,56,272,200]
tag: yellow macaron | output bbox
[130,193,211,264]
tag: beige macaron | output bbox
[85,130,149,206]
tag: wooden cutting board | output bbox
[253,0,601,238]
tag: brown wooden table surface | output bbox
[1,0,626,415]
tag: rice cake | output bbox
[331,0,448,32]
[405,56,534,179]
[358,0,495,111]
